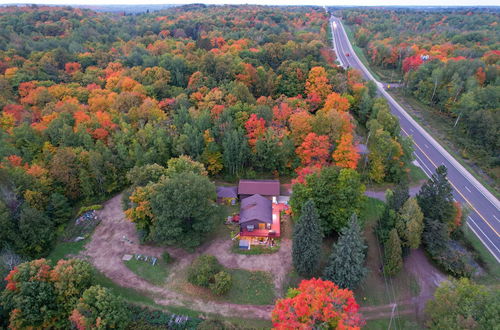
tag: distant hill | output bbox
[1,3,178,13]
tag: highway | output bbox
[329,16,500,262]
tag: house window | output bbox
[259,223,265,230]
[247,225,254,232]
[266,223,271,229]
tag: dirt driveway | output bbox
[83,194,291,319]
[83,193,444,322]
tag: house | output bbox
[239,193,281,240]
[216,186,238,205]
[240,194,273,231]
[238,179,280,200]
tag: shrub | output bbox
[187,255,222,288]
[162,251,172,264]
[209,271,232,295]
[77,204,103,216]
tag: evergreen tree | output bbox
[384,228,403,276]
[417,165,454,227]
[292,200,322,277]
[323,214,367,290]
[396,198,424,249]
[390,178,409,211]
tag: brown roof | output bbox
[238,179,280,196]
[240,194,272,224]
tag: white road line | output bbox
[465,186,472,193]
[424,144,429,149]
[467,220,500,263]
[494,215,499,222]
[468,216,500,256]
[414,154,433,178]
[409,128,414,133]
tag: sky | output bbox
[1,0,499,7]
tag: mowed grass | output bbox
[47,239,88,262]
[225,269,275,305]
[124,258,168,286]
[365,315,422,330]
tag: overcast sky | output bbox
[1,0,499,7]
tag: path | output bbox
[365,182,424,202]
[83,194,444,321]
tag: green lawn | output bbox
[224,269,276,305]
[93,269,158,306]
[124,258,168,286]
[47,239,88,262]
[365,316,422,330]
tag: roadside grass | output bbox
[124,258,168,286]
[225,269,275,305]
[389,89,499,198]
[342,23,381,81]
[408,163,428,183]
[47,239,88,262]
[461,225,500,285]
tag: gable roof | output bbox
[216,186,238,199]
[238,179,280,196]
[240,194,272,224]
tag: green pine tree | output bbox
[417,165,454,226]
[323,214,367,290]
[384,228,403,276]
[292,200,322,277]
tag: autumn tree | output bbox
[332,132,360,169]
[69,285,130,329]
[292,200,322,277]
[272,278,364,329]
[296,132,330,167]
[305,66,332,104]
[425,278,500,330]
[324,214,367,290]
[1,259,96,329]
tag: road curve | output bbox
[330,16,500,262]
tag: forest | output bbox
[1,4,495,329]
[0,4,411,260]
[339,8,499,187]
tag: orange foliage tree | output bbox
[305,66,332,103]
[332,133,360,169]
[271,278,364,329]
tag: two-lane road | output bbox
[330,16,500,262]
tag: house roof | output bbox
[216,186,238,199]
[240,194,272,224]
[238,179,280,196]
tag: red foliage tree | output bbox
[402,55,423,73]
[245,114,266,148]
[65,62,81,74]
[271,278,364,329]
[296,132,330,167]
